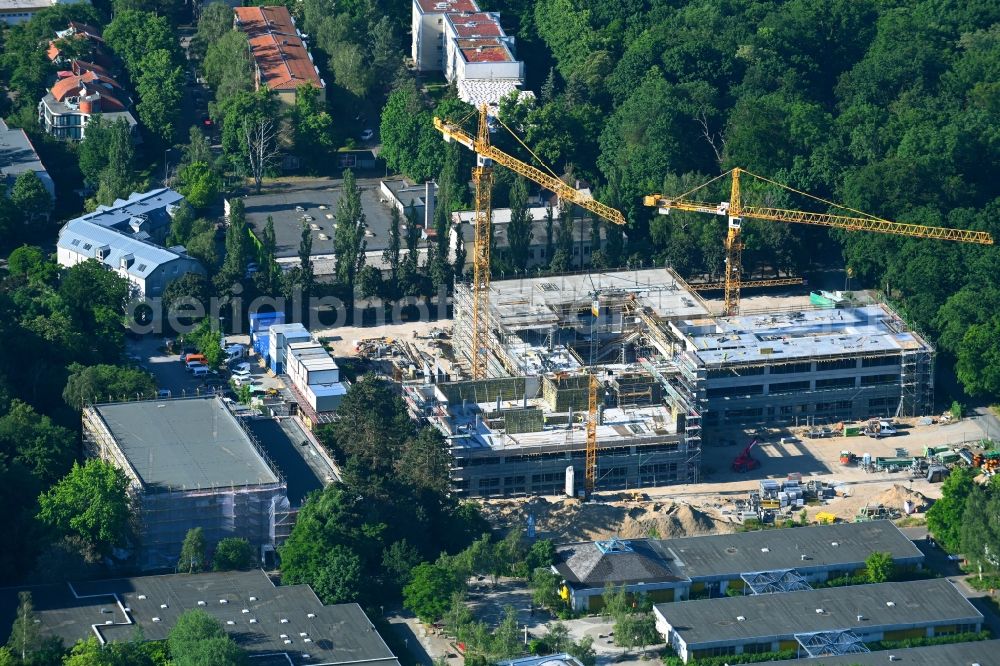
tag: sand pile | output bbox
[480,496,734,541]
[875,484,930,512]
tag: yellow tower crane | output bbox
[644,167,994,316]
[434,105,626,495]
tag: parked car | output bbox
[232,374,255,387]
[360,128,374,141]
[186,361,206,372]
[192,365,210,377]
[157,389,172,398]
[231,362,252,374]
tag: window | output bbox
[862,355,899,368]
[771,362,812,374]
[71,239,80,246]
[861,374,898,386]
[769,380,810,395]
[815,358,857,372]
[815,377,856,390]
[136,264,147,272]
[82,243,92,250]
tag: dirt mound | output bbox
[620,502,734,539]
[874,484,930,512]
[479,496,734,542]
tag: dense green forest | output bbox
[382,0,1000,401]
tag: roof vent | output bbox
[226,620,235,625]
[219,599,228,604]
[761,547,770,553]
[159,603,168,609]
[886,601,896,607]
[280,634,288,639]
[831,541,839,547]
[105,620,113,625]
[889,657,898,663]
[249,618,258,624]
[304,638,313,643]
[197,601,206,606]
[815,608,824,614]
[307,613,316,619]
[801,554,809,561]
[283,639,292,645]
[280,618,289,624]
[152,617,160,622]
[249,596,257,602]
[857,614,865,621]
[137,595,146,600]
[736,616,746,622]
[242,609,250,614]
[299,632,308,637]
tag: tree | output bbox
[313,546,364,604]
[178,162,221,209]
[104,11,175,74]
[191,2,234,62]
[927,466,976,552]
[244,115,280,194]
[0,400,76,485]
[178,527,207,573]
[163,273,212,321]
[10,171,51,222]
[136,48,184,145]
[169,610,246,666]
[7,592,39,662]
[7,245,56,284]
[63,363,157,409]
[956,317,1000,397]
[507,176,533,271]
[383,206,402,292]
[330,42,372,98]
[334,170,368,296]
[64,636,156,666]
[397,428,452,496]
[865,551,895,583]
[357,265,384,300]
[203,31,252,106]
[403,562,463,623]
[382,539,422,590]
[530,567,563,610]
[543,205,555,266]
[183,126,214,168]
[255,216,280,296]
[37,459,133,556]
[189,318,225,367]
[293,85,334,170]
[96,120,139,206]
[213,537,256,571]
[614,613,659,651]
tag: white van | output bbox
[192,365,210,377]
[225,344,246,361]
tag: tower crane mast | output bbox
[434,105,626,496]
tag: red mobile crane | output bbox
[732,439,760,473]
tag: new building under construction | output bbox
[452,268,934,433]
[83,396,291,569]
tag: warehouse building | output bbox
[754,639,1000,665]
[0,570,400,666]
[453,269,935,434]
[653,579,982,663]
[83,397,290,570]
[553,521,923,611]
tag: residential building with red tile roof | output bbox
[38,70,136,141]
[234,6,325,106]
[411,0,529,109]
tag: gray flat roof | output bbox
[660,521,924,580]
[654,579,981,648]
[0,571,400,666]
[94,397,279,491]
[243,177,397,259]
[754,639,1000,665]
[680,304,933,367]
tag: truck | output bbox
[865,419,897,438]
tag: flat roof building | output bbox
[0,118,55,200]
[234,6,325,106]
[553,521,925,611]
[84,397,289,570]
[0,570,401,666]
[754,639,1000,665]
[654,579,982,663]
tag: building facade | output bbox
[37,67,136,141]
[0,0,84,25]
[83,398,290,570]
[55,188,205,298]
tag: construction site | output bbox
[420,266,936,497]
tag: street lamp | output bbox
[164,148,175,185]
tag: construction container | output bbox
[845,426,862,437]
